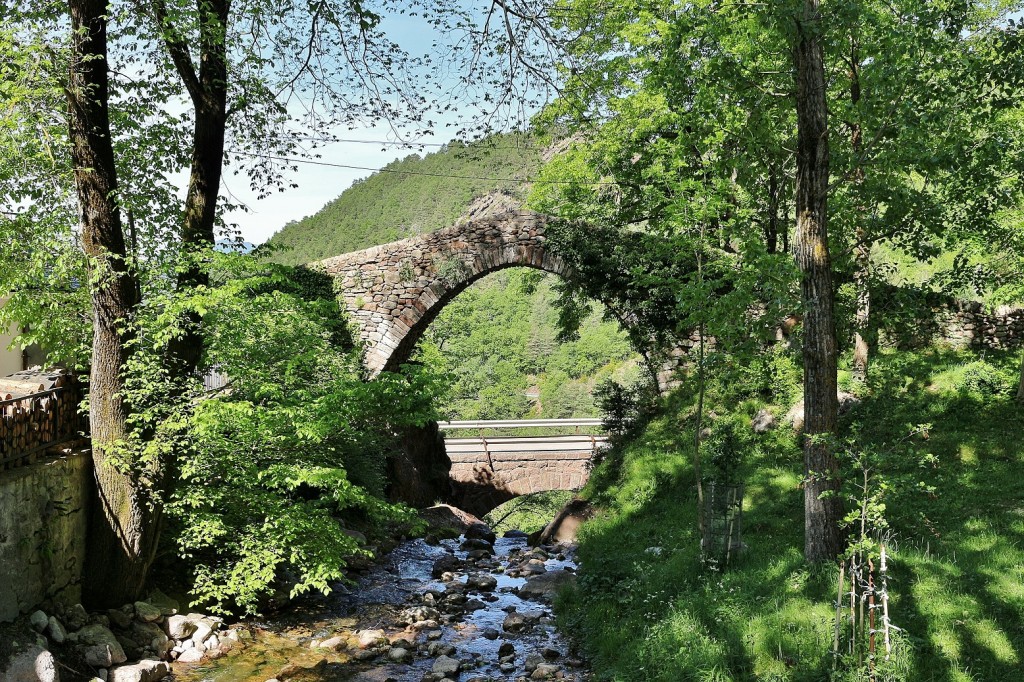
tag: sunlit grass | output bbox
[557,347,1024,681]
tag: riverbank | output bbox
[168,522,586,682]
[555,347,1024,681]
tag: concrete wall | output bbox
[0,448,91,622]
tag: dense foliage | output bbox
[122,254,439,614]
[418,268,642,420]
[268,133,543,265]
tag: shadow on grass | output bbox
[558,347,1024,682]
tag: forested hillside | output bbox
[418,270,642,420]
[267,133,543,265]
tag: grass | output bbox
[557,346,1024,681]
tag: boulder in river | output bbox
[517,570,578,602]
[464,522,497,544]
[432,654,461,677]
[432,554,463,578]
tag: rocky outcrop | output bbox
[534,498,596,545]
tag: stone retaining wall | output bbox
[448,449,591,516]
[0,447,91,622]
[932,302,1024,350]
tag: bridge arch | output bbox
[318,207,572,375]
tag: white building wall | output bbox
[0,298,25,376]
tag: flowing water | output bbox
[170,535,589,682]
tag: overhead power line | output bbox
[266,134,543,151]
[227,149,620,186]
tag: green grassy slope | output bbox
[266,133,543,265]
[560,347,1024,682]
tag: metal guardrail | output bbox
[439,418,604,430]
[445,434,609,454]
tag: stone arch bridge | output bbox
[317,205,570,375]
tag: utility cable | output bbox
[228,149,620,186]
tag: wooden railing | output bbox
[0,375,83,471]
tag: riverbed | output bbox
[170,532,588,682]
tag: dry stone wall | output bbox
[932,302,1024,350]
[0,447,91,622]
[317,207,568,375]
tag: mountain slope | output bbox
[267,133,543,265]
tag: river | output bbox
[169,532,589,682]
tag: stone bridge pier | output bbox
[447,449,592,517]
[318,204,569,375]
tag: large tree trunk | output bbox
[68,0,159,606]
[1017,351,1024,403]
[155,0,230,376]
[793,0,844,563]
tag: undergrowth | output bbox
[557,346,1024,682]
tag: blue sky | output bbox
[222,7,540,245]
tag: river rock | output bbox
[498,641,515,656]
[517,570,577,602]
[503,529,528,538]
[176,648,204,664]
[319,636,346,651]
[64,604,89,631]
[190,621,215,646]
[107,608,132,630]
[481,628,499,640]
[459,538,493,552]
[428,642,456,657]
[387,646,413,663]
[432,554,462,578]
[465,574,497,591]
[355,629,387,649]
[46,617,67,644]
[501,611,531,633]
[164,615,196,640]
[464,522,497,544]
[133,602,162,624]
[79,624,128,667]
[108,660,169,682]
[29,610,49,632]
[432,655,460,677]
[1,644,60,682]
[530,663,561,679]
[403,605,440,623]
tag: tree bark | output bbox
[793,0,844,563]
[1017,351,1024,403]
[68,0,159,606]
[849,39,870,382]
[155,0,231,376]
